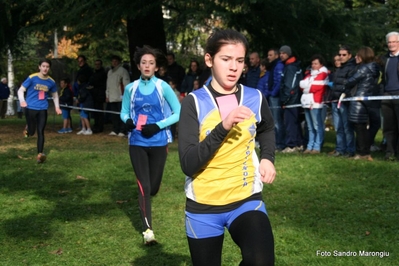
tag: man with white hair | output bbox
[0,77,10,119]
[381,31,399,161]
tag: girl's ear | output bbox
[204,53,213,68]
[136,64,140,70]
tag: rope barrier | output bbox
[12,94,399,113]
[278,95,399,109]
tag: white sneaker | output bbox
[281,147,297,153]
[295,145,304,152]
[109,131,117,136]
[370,145,380,152]
[142,229,157,245]
[117,132,125,137]
[84,129,93,135]
[77,129,86,135]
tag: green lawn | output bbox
[0,115,398,265]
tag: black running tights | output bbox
[25,108,47,153]
[129,145,168,231]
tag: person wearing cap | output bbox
[279,45,304,153]
[0,77,10,119]
[106,55,131,137]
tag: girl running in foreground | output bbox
[178,29,276,265]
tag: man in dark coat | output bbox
[0,77,10,119]
[89,59,107,133]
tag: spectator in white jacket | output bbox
[299,54,329,154]
[106,55,131,136]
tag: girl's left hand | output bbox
[259,159,276,184]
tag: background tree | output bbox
[1,0,398,80]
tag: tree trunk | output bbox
[7,49,15,116]
[126,2,167,80]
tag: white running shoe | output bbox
[109,131,117,136]
[77,129,86,135]
[370,145,380,152]
[142,229,157,245]
[84,129,93,135]
[281,147,297,153]
[117,132,125,137]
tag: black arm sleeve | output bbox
[178,94,230,177]
[256,95,276,164]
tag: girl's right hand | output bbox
[20,101,27,108]
[222,106,252,131]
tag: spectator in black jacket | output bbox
[279,45,304,153]
[0,77,10,119]
[343,47,380,161]
[89,59,107,133]
[246,52,260,88]
[329,45,356,157]
[166,52,185,93]
[76,75,93,135]
[181,59,202,94]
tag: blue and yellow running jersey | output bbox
[22,73,57,110]
[185,86,264,206]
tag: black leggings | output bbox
[25,108,47,153]
[129,145,168,231]
[187,211,275,266]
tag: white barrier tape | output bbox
[17,95,399,113]
[59,104,120,115]
[277,95,399,109]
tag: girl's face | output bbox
[60,80,67,88]
[39,62,51,76]
[193,80,199,90]
[205,43,246,93]
[260,64,266,72]
[334,56,341,68]
[138,54,158,79]
[190,62,198,73]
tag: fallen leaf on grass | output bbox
[50,248,63,255]
[365,231,371,236]
[116,200,128,204]
[17,155,29,160]
[58,190,69,195]
[76,175,87,180]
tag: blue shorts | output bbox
[61,109,70,119]
[80,110,89,119]
[185,200,267,239]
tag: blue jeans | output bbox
[304,108,324,151]
[268,96,285,149]
[331,102,355,154]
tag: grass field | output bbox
[0,113,398,265]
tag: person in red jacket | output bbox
[299,54,329,153]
